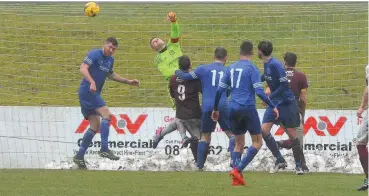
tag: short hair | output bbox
[258,40,273,56]
[178,55,191,71]
[106,37,118,46]
[240,40,253,56]
[284,52,297,67]
[149,37,156,47]
[214,47,227,60]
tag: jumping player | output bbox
[74,37,140,169]
[150,12,189,144]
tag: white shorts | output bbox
[357,114,368,145]
[178,118,201,140]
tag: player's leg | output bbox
[231,108,262,186]
[218,110,235,167]
[296,116,309,173]
[227,107,246,186]
[180,119,201,163]
[95,105,119,161]
[230,133,246,186]
[279,101,303,175]
[262,106,286,172]
[197,111,215,170]
[153,119,181,149]
[197,132,211,170]
[74,113,100,169]
[356,114,368,191]
[277,122,309,172]
[166,87,188,142]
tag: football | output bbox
[84,2,100,17]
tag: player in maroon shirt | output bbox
[153,55,202,162]
[265,52,309,173]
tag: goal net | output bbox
[0,2,367,173]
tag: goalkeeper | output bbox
[150,12,190,145]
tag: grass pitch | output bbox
[0,3,367,109]
[0,169,366,196]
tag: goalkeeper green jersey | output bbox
[154,22,182,80]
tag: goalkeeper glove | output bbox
[167,12,177,23]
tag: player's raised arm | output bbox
[167,12,180,43]
[269,65,289,100]
[175,65,203,80]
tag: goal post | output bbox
[0,2,367,172]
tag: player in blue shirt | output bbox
[175,47,235,170]
[74,37,140,169]
[258,40,303,174]
[212,40,278,186]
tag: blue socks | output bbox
[100,118,110,152]
[231,151,242,168]
[77,128,96,159]
[263,133,284,161]
[237,146,259,171]
[228,135,235,154]
[197,141,209,169]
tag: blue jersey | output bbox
[79,49,114,94]
[215,59,274,109]
[175,62,228,112]
[262,57,295,105]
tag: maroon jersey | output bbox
[285,67,308,100]
[169,75,202,120]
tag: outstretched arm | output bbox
[175,66,203,80]
[108,73,140,87]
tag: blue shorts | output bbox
[229,104,261,136]
[201,110,231,133]
[262,100,300,128]
[78,91,106,119]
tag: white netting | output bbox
[0,3,367,173]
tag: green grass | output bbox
[0,3,367,109]
[0,169,366,196]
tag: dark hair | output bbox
[106,37,118,46]
[214,47,227,60]
[240,40,253,56]
[284,52,297,67]
[178,55,191,71]
[258,40,273,56]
